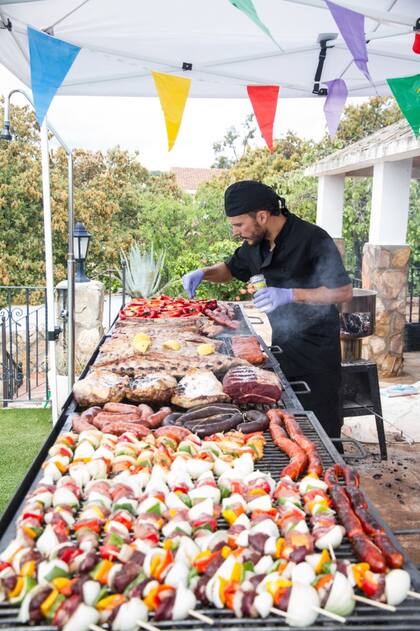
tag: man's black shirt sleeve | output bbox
[225,245,252,282]
[309,235,351,289]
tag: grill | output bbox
[1,305,420,629]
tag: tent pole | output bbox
[40,120,59,424]
[67,152,75,392]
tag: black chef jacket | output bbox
[225,213,351,377]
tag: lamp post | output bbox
[0,89,75,415]
[73,221,92,283]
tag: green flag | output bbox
[228,0,278,46]
[387,73,420,137]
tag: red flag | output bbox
[247,85,279,151]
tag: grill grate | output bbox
[1,413,420,628]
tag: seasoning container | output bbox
[248,274,266,294]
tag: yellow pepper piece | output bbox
[163,340,181,351]
[221,546,232,559]
[352,562,370,588]
[21,560,36,577]
[52,577,70,591]
[40,589,59,617]
[96,594,126,611]
[222,509,238,526]
[231,561,242,583]
[22,526,37,539]
[274,538,286,559]
[197,343,215,356]
[133,333,152,353]
[315,549,330,574]
[150,554,162,578]
[9,577,23,599]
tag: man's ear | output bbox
[256,209,270,225]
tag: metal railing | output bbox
[408,263,420,324]
[0,286,48,406]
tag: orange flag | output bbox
[247,85,279,151]
[152,71,191,151]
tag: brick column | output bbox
[362,244,411,377]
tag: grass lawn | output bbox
[0,408,52,515]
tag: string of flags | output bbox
[27,0,420,151]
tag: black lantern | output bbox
[73,221,91,282]
[0,122,13,142]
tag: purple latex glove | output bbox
[182,269,204,298]
[253,287,293,313]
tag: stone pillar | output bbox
[333,238,345,262]
[362,244,411,377]
[55,280,104,376]
[316,175,345,238]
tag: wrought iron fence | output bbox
[0,286,48,406]
[408,263,420,324]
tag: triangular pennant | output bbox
[323,79,348,138]
[28,26,80,125]
[151,71,191,151]
[325,1,371,82]
[247,85,279,151]
[228,0,278,46]
[387,74,420,137]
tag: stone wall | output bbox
[56,280,104,376]
[362,243,411,377]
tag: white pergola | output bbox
[304,119,420,245]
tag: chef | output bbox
[182,180,353,440]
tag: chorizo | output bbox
[103,402,140,415]
[143,407,172,429]
[101,421,150,437]
[154,426,192,441]
[137,404,154,421]
[72,414,96,433]
[80,406,102,422]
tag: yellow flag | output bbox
[152,71,191,151]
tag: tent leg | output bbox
[40,120,59,424]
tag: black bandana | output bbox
[224,180,288,217]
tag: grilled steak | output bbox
[231,336,266,365]
[73,370,130,406]
[222,365,282,404]
[171,368,230,409]
[128,372,177,404]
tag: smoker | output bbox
[340,289,377,361]
[338,289,388,459]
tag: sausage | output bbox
[92,412,141,429]
[350,533,387,573]
[190,412,243,437]
[103,402,140,415]
[371,533,404,569]
[243,409,267,423]
[72,415,96,433]
[183,412,234,430]
[137,404,154,421]
[154,426,192,441]
[143,407,172,429]
[178,405,241,424]
[162,413,183,426]
[80,406,102,422]
[237,418,269,433]
[101,421,150,437]
[277,410,323,477]
[267,408,308,480]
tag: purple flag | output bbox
[323,79,348,137]
[326,0,371,82]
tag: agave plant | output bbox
[120,243,166,298]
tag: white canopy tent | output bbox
[0,0,419,421]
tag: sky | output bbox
[0,64,363,171]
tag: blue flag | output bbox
[28,27,80,125]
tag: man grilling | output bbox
[182,180,353,440]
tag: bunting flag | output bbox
[323,79,348,138]
[387,74,420,137]
[152,71,191,151]
[28,27,80,125]
[325,1,371,82]
[247,85,279,150]
[228,0,277,46]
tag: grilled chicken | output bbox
[171,369,230,408]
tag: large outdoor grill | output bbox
[1,303,419,629]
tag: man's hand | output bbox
[182,269,204,298]
[253,287,293,313]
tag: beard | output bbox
[244,224,267,246]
